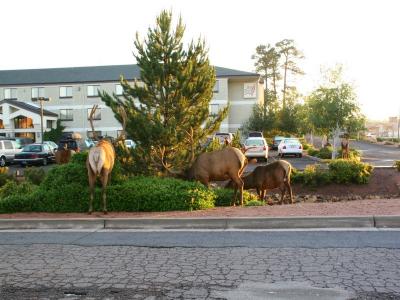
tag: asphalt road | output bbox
[0,230,399,299]
[351,140,400,167]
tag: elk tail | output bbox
[89,148,105,176]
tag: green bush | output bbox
[377,137,384,142]
[0,181,37,199]
[302,143,313,151]
[23,167,46,185]
[394,161,400,171]
[0,176,216,213]
[302,164,331,186]
[0,173,13,188]
[245,200,264,206]
[213,188,258,206]
[316,146,333,159]
[328,159,373,184]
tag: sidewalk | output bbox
[1,198,399,230]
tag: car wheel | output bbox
[265,158,268,163]
[42,158,48,166]
[0,156,6,167]
[281,153,285,158]
[299,153,303,158]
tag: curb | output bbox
[1,216,400,230]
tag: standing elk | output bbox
[226,160,293,204]
[86,105,126,214]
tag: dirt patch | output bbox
[292,168,400,198]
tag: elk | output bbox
[86,105,126,214]
[55,143,75,165]
[341,136,350,159]
[155,141,248,206]
[226,160,293,204]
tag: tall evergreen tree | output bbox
[100,10,228,175]
[275,39,304,109]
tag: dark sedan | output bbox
[14,143,55,166]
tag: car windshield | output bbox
[245,139,264,146]
[23,145,42,152]
[283,139,301,144]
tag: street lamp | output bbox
[31,97,50,143]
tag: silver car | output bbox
[0,139,22,167]
[243,137,269,162]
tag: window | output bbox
[4,88,17,99]
[87,108,101,120]
[87,85,100,97]
[4,141,13,150]
[209,104,219,116]
[31,87,45,99]
[60,86,73,98]
[59,109,73,121]
[46,120,54,129]
[213,80,219,93]
[115,84,123,96]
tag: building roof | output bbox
[0,99,58,117]
[0,64,259,86]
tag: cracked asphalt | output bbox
[1,237,400,299]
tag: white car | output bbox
[243,137,269,162]
[125,139,136,149]
[278,138,303,157]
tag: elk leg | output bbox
[231,175,244,206]
[88,170,96,214]
[256,188,262,200]
[285,181,293,204]
[279,186,285,205]
[100,170,109,214]
[261,189,266,202]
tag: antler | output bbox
[150,146,181,175]
[184,127,196,164]
[89,104,99,140]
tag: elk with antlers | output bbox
[86,105,127,214]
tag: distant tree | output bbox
[43,120,66,142]
[275,39,304,109]
[306,65,365,140]
[100,10,228,175]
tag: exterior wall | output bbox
[0,74,263,139]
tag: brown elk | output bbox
[156,144,248,206]
[341,136,350,159]
[55,143,75,165]
[226,160,293,204]
[86,105,126,214]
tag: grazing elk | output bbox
[156,144,248,206]
[186,146,248,206]
[226,160,293,204]
[86,105,126,214]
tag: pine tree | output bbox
[100,10,228,175]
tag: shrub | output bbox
[23,167,46,185]
[245,200,264,207]
[301,164,331,186]
[302,143,313,151]
[394,160,400,172]
[307,147,319,157]
[316,146,333,159]
[0,173,13,188]
[0,181,37,199]
[337,148,361,160]
[0,176,216,213]
[213,188,258,206]
[328,159,373,184]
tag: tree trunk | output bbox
[282,55,288,109]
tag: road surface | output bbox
[0,229,399,299]
[351,140,400,167]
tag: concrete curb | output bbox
[1,216,399,230]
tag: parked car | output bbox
[0,140,22,167]
[14,143,56,166]
[214,132,234,145]
[278,138,303,158]
[43,141,58,153]
[125,139,136,149]
[248,131,264,138]
[272,136,286,150]
[243,137,269,162]
[0,137,34,149]
[58,139,80,152]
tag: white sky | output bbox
[1,0,399,120]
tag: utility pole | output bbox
[32,97,50,143]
